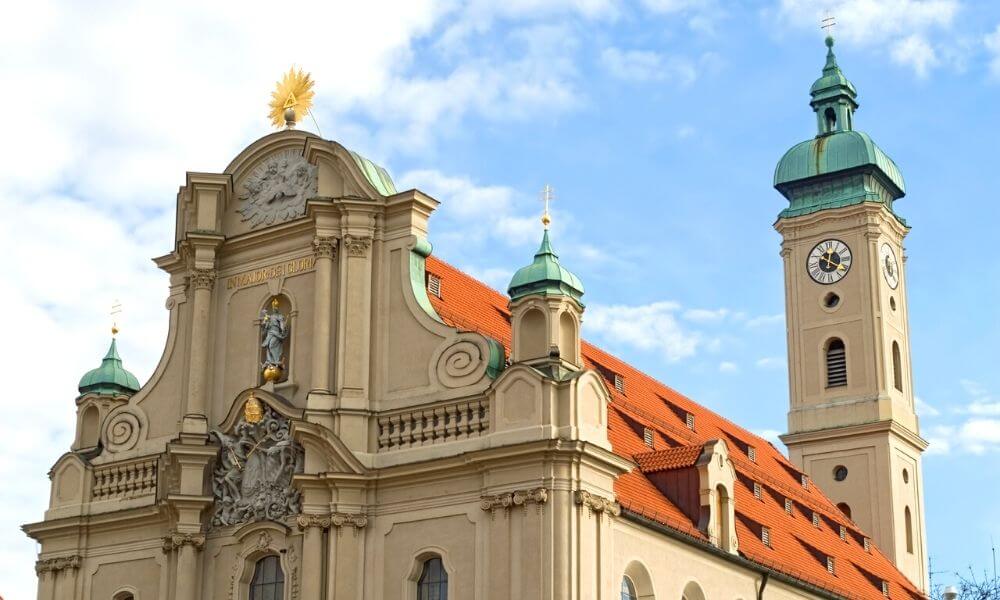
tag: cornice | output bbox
[781,418,928,452]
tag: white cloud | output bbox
[600,47,699,85]
[586,301,702,362]
[756,356,786,369]
[921,382,1000,455]
[891,34,940,77]
[719,361,740,374]
[915,396,941,417]
[985,24,1000,79]
[753,429,785,447]
[746,313,784,328]
[684,308,730,323]
[775,0,959,76]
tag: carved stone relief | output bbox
[238,149,318,229]
[480,487,549,517]
[210,402,303,527]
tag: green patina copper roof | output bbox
[774,37,906,222]
[349,150,397,196]
[508,231,585,304]
[78,338,140,397]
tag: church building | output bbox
[24,37,929,600]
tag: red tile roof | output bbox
[424,255,924,600]
[634,445,704,472]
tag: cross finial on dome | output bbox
[541,184,554,230]
[111,299,122,337]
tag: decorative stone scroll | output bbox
[313,235,337,260]
[296,512,368,534]
[189,268,217,290]
[343,234,372,257]
[238,149,318,229]
[574,490,621,519]
[162,531,206,552]
[210,403,304,527]
[35,555,81,574]
[102,406,146,452]
[480,487,549,516]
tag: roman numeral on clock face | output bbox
[806,239,851,285]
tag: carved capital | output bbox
[481,487,549,516]
[313,236,337,260]
[574,490,621,518]
[35,555,81,574]
[296,514,332,530]
[189,268,217,290]
[162,531,206,552]
[343,234,372,258]
[296,512,367,532]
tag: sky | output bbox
[2,0,999,597]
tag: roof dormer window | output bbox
[426,273,442,298]
[827,556,836,575]
[748,446,757,463]
[643,427,654,448]
[784,498,793,515]
[762,526,771,547]
[685,412,695,430]
[753,482,763,500]
[614,373,626,394]
[812,512,820,527]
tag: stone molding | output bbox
[35,555,81,574]
[313,236,337,259]
[343,234,372,258]
[162,531,206,552]
[480,487,549,516]
[574,490,621,518]
[189,268,217,290]
[296,512,368,531]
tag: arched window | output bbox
[826,338,847,388]
[905,506,914,554]
[250,555,284,600]
[519,308,547,361]
[892,341,903,392]
[113,592,135,600]
[621,576,638,600]
[417,556,448,600]
[715,484,732,550]
[836,502,852,519]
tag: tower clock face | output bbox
[880,243,900,289]
[807,239,852,285]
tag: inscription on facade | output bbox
[226,257,316,290]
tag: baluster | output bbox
[400,414,413,448]
[388,415,402,449]
[456,402,470,440]
[468,400,482,436]
[433,407,446,442]
[411,411,424,447]
[377,417,390,450]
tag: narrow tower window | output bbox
[250,556,285,600]
[621,576,638,600]
[826,338,847,387]
[892,341,903,392]
[824,107,837,132]
[905,506,914,554]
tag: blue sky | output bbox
[2,0,999,597]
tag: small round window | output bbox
[824,292,840,309]
[833,465,848,482]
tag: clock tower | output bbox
[774,37,929,591]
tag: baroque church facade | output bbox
[25,38,929,600]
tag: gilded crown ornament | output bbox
[269,67,315,129]
[243,391,264,424]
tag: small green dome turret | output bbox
[508,230,584,305]
[774,37,906,222]
[78,338,141,397]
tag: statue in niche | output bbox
[260,297,289,383]
[210,395,303,528]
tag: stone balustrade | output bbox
[377,398,490,451]
[92,457,158,501]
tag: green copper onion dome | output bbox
[508,230,585,305]
[78,338,141,397]
[774,37,906,221]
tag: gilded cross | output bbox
[111,300,122,336]
[541,184,553,230]
[821,11,836,36]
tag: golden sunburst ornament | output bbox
[268,67,315,129]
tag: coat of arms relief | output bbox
[238,149,317,229]
[210,395,304,527]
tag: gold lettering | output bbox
[224,257,315,291]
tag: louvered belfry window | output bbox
[426,273,442,298]
[826,338,847,387]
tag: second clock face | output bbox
[880,243,900,289]
[807,239,852,285]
